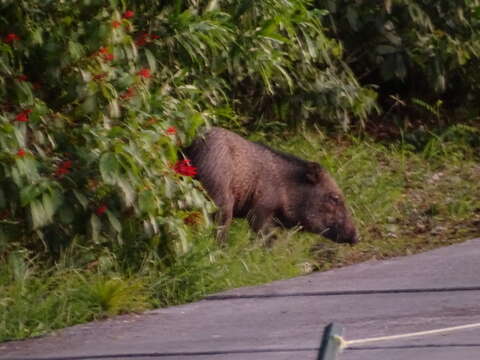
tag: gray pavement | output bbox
[1,238,480,360]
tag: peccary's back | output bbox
[186,127,307,215]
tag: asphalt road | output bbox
[2,238,480,360]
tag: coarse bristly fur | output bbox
[185,127,359,245]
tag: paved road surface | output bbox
[2,238,480,360]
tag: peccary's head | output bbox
[299,162,359,245]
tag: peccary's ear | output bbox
[305,162,325,184]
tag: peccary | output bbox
[185,127,359,244]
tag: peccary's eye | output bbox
[327,193,340,204]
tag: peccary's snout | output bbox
[347,230,359,245]
[323,226,359,245]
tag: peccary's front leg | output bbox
[247,207,277,246]
[214,195,234,244]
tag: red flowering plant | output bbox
[15,109,32,122]
[137,68,151,78]
[166,126,176,135]
[4,33,20,43]
[173,159,197,177]
[95,204,108,216]
[0,2,216,263]
[55,160,73,177]
[16,148,26,157]
[122,10,134,19]
[135,32,160,46]
[97,47,114,62]
[120,87,135,100]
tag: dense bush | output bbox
[0,0,374,264]
[323,0,480,120]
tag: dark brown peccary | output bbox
[185,127,359,244]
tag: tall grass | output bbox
[1,126,479,342]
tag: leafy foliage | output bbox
[0,0,379,263]
[323,0,480,120]
[0,0,219,262]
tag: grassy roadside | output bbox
[1,125,479,342]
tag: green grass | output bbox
[1,126,479,342]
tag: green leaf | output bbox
[15,81,34,104]
[376,45,398,55]
[58,204,75,224]
[20,184,45,206]
[186,113,204,138]
[166,142,177,162]
[99,152,120,184]
[30,193,58,229]
[82,96,97,114]
[144,49,157,73]
[108,99,121,118]
[41,193,57,223]
[107,210,122,233]
[138,190,156,213]
[0,57,12,75]
[31,27,43,45]
[68,41,84,61]
[117,177,135,206]
[90,214,102,243]
[73,190,89,210]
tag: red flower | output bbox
[184,212,202,226]
[103,53,114,61]
[120,87,135,100]
[17,74,28,82]
[55,160,73,177]
[15,109,32,122]
[97,47,114,62]
[112,20,122,28]
[122,10,134,19]
[4,33,20,43]
[173,159,197,177]
[134,33,160,46]
[135,33,149,46]
[55,167,70,177]
[166,126,177,135]
[60,160,73,169]
[95,204,108,216]
[93,73,107,80]
[137,68,151,78]
[16,148,26,157]
[0,210,10,220]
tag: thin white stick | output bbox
[333,322,480,351]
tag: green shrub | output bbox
[323,1,480,120]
